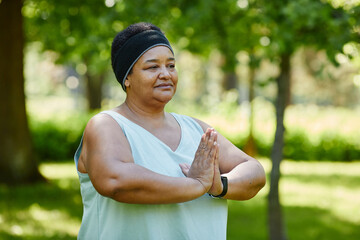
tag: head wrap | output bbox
[113,30,173,91]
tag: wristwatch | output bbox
[209,176,228,198]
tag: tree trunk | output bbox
[222,71,238,91]
[244,61,257,156]
[268,53,291,240]
[0,0,44,184]
[85,72,104,110]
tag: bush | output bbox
[250,130,360,162]
[28,104,360,162]
[29,112,90,162]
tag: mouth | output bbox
[154,83,173,89]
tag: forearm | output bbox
[222,159,266,200]
[98,163,205,204]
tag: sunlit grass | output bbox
[259,159,360,223]
[281,160,360,228]
[0,160,359,239]
[227,159,360,240]
[0,162,81,240]
[40,162,78,180]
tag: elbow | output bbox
[107,178,126,199]
[258,171,266,190]
[242,167,266,200]
[93,176,131,201]
[251,166,266,198]
[243,176,266,200]
[250,161,266,196]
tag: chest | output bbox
[143,122,181,152]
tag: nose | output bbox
[159,66,171,79]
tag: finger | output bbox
[213,131,218,143]
[203,130,215,149]
[214,143,220,169]
[183,163,191,168]
[196,133,206,153]
[208,141,218,164]
[179,163,190,176]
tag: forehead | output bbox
[138,46,174,62]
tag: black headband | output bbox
[113,30,173,91]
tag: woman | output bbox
[74,22,265,240]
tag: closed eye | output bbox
[148,65,159,69]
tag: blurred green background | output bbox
[1,0,360,239]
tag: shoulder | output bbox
[171,113,208,133]
[83,112,128,148]
[85,112,119,135]
[81,111,133,168]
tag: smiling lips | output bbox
[155,83,173,89]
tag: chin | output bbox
[155,92,175,104]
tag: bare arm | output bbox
[79,114,217,204]
[193,119,266,200]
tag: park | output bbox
[1,0,360,239]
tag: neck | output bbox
[123,98,166,124]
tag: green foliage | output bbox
[226,130,360,162]
[24,0,117,72]
[260,0,358,63]
[29,112,91,161]
[30,122,80,162]
[28,105,360,162]
[194,101,360,162]
[282,131,360,161]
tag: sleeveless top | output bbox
[74,111,228,240]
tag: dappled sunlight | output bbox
[256,159,360,226]
[27,96,88,120]
[40,162,78,180]
[281,160,360,177]
[266,159,360,225]
[282,179,360,224]
[0,162,82,239]
[1,160,360,239]
[0,203,79,239]
[0,0,357,239]
[285,104,360,142]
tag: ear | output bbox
[124,78,130,87]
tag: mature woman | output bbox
[74,22,265,240]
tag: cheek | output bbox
[172,71,178,84]
[136,73,156,87]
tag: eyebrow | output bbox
[145,57,175,63]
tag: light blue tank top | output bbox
[74,111,228,240]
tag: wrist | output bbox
[188,178,208,197]
[209,176,228,198]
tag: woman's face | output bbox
[125,46,178,106]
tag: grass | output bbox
[0,159,359,239]
[0,163,82,239]
[227,159,360,240]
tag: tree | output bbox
[0,0,44,184]
[170,0,266,154]
[260,1,358,239]
[167,0,258,94]
[24,0,121,110]
[23,0,186,111]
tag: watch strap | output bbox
[209,176,228,198]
